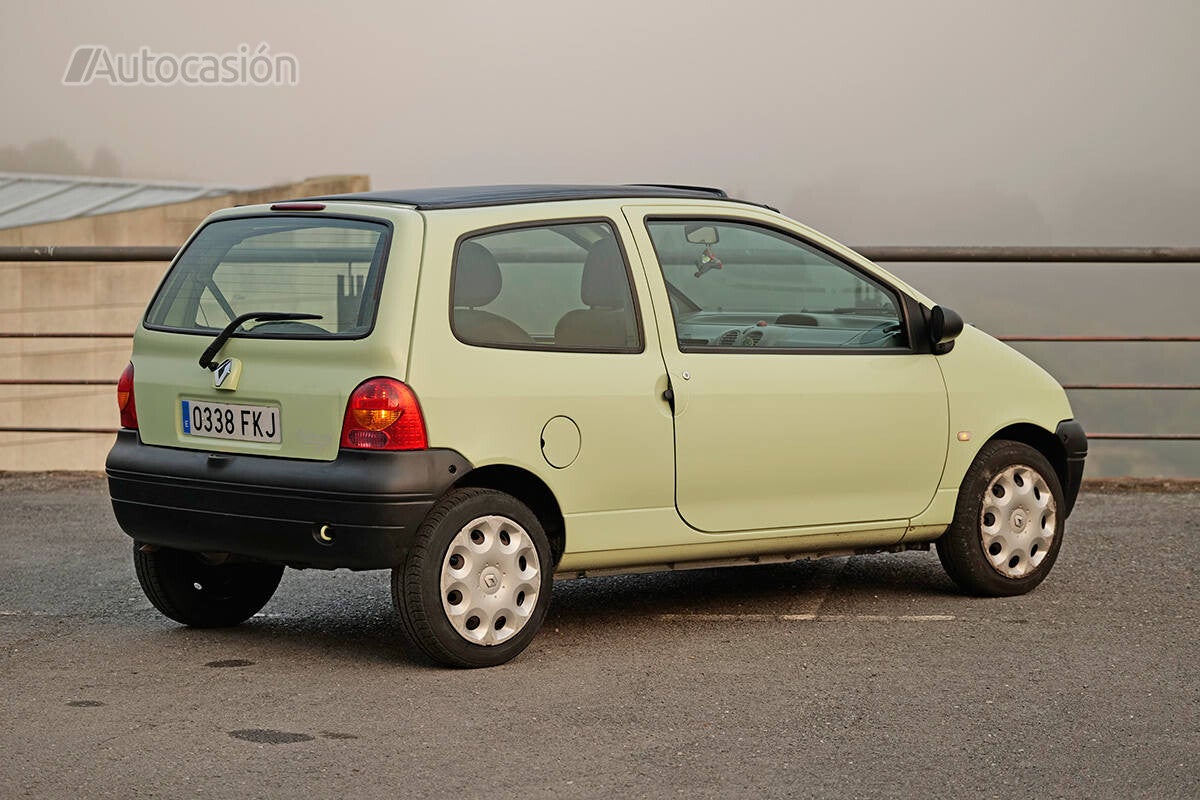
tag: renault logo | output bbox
[212,357,242,391]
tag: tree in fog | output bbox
[89,146,122,177]
[0,137,123,177]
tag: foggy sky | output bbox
[2,0,1198,245]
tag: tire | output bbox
[936,440,1066,597]
[134,545,284,628]
[392,488,553,668]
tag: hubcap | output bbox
[440,515,540,646]
[980,465,1057,579]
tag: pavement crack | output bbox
[808,555,852,616]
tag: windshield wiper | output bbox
[198,311,323,370]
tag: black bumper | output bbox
[1056,419,1088,517]
[106,430,471,569]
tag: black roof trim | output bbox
[291,183,774,211]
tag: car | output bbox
[106,184,1088,667]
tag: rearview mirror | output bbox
[684,224,719,245]
[929,305,964,352]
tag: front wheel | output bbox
[392,488,553,668]
[936,440,1066,597]
[134,545,284,627]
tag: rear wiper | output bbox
[198,311,323,370]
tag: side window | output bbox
[451,221,641,352]
[645,219,908,351]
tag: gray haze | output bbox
[1,0,1197,475]
[2,0,1198,245]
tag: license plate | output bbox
[181,399,280,443]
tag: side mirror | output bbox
[929,305,964,352]
[684,224,719,245]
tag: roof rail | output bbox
[626,183,728,198]
[291,184,747,210]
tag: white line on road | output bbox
[656,613,956,623]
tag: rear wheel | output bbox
[936,440,1065,597]
[392,488,552,668]
[134,545,284,627]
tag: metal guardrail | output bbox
[1002,335,1200,342]
[0,426,119,434]
[859,246,1200,263]
[2,245,1197,440]
[0,246,179,262]
[5,245,1200,264]
[0,332,132,339]
[0,379,117,385]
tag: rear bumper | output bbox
[1056,419,1088,517]
[106,430,470,569]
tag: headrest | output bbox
[581,237,628,309]
[454,241,502,308]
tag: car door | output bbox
[409,212,677,533]
[623,206,949,533]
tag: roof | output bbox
[0,172,248,230]
[296,183,771,211]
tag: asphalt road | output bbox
[1,473,1196,800]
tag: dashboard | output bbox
[674,310,908,350]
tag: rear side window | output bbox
[451,221,641,352]
[145,216,390,338]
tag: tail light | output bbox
[117,362,138,429]
[340,377,427,451]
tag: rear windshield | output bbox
[145,216,390,338]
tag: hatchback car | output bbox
[107,184,1087,667]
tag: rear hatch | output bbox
[132,206,422,461]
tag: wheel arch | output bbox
[987,422,1068,499]
[448,464,566,566]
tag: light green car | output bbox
[107,184,1087,668]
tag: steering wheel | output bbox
[735,327,767,347]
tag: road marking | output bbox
[656,613,956,623]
